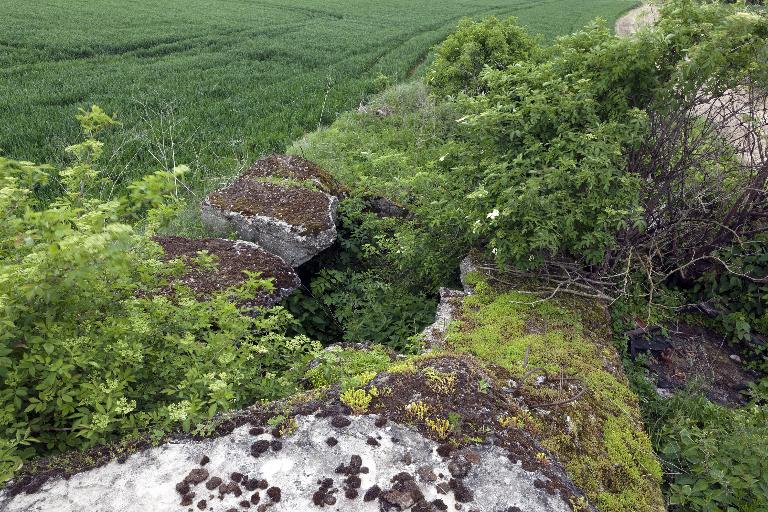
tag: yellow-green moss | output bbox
[387,359,418,374]
[304,346,392,389]
[446,276,664,511]
[340,387,375,413]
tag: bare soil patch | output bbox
[615,3,659,36]
[632,323,758,406]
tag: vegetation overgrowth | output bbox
[290,2,768,509]
[293,0,768,367]
[448,271,664,512]
[2,0,767,510]
[631,372,768,511]
[0,0,634,199]
[0,109,319,481]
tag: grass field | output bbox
[0,0,635,196]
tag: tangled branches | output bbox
[483,76,768,316]
[619,81,768,281]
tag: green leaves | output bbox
[121,165,188,230]
[428,16,540,97]
[655,393,768,511]
[290,266,435,352]
[74,105,119,138]
[0,116,320,482]
[694,235,768,369]
[443,20,648,268]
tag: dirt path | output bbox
[616,3,767,166]
[614,3,660,36]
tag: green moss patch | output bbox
[358,354,595,505]
[445,272,664,512]
[304,345,394,389]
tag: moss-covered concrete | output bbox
[242,154,346,197]
[445,271,665,512]
[153,236,300,308]
[206,181,334,236]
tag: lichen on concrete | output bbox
[0,415,578,512]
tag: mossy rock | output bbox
[201,155,339,267]
[240,154,345,197]
[444,267,665,512]
[205,181,335,236]
[153,236,300,308]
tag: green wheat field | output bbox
[0,0,635,193]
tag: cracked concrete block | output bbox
[201,155,339,267]
[154,236,300,309]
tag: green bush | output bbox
[427,2,768,275]
[647,389,768,511]
[0,108,319,482]
[445,19,652,268]
[693,236,768,369]
[298,267,435,352]
[285,201,438,351]
[427,16,539,97]
[304,345,392,388]
[291,83,474,286]
[283,205,440,349]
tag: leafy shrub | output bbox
[286,85,475,348]
[427,16,539,97]
[429,2,768,283]
[693,236,768,368]
[284,193,447,351]
[0,108,319,482]
[288,267,435,352]
[647,389,768,511]
[303,345,392,388]
[291,83,474,289]
[447,19,650,268]
[616,3,768,335]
